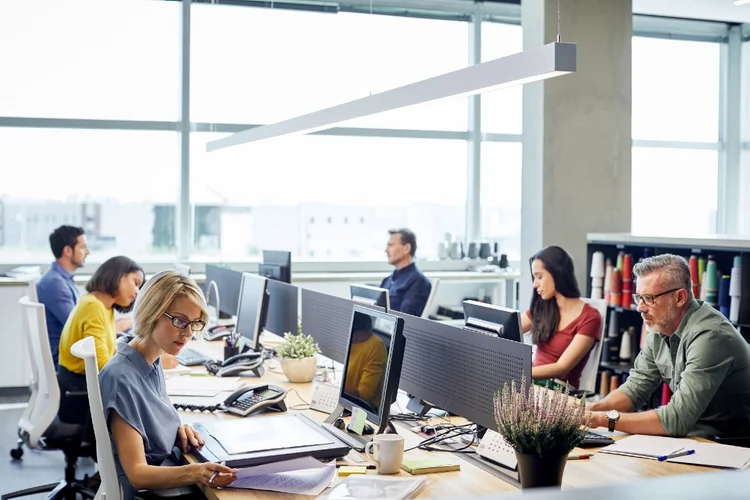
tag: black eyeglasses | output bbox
[163,312,206,332]
[632,288,680,306]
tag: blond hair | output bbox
[133,270,208,339]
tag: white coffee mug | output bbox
[364,434,404,475]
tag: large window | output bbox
[0,0,180,121]
[480,22,523,134]
[631,36,722,235]
[631,147,718,235]
[191,5,468,131]
[190,134,467,261]
[0,129,179,264]
[480,142,522,261]
[632,37,720,142]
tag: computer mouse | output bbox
[362,423,375,435]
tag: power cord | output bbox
[287,388,311,411]
[405,423,477,454]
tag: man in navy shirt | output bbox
[36,225,89,368]
[380,228,432,317]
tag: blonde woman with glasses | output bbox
[99,271,236,499]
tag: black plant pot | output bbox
[515,451,568,489]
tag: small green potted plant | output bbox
[493,375,588,489]
[276,324,320,383]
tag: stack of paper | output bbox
[229,457,335,495]
[598,435,695,460]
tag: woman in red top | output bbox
[520,246,602,389]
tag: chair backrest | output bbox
[579,298,607,394]
[71,337,120,500]
[421,277,440,319]
[27,276,39,303]
[18,296,61,448]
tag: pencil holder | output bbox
[224,345,240,360]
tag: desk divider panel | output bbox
[393,312,532,431]
[300,289,355,364]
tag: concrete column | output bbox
[519,0,633,310]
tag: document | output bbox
[165,376,242,397]
[229,457,336,495]
[598,435,695,460]
[666,442,750,469]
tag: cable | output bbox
[404,423,477,454]
[287,388,311,410]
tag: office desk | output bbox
[172,339,716,499]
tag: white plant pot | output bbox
[280,356,317,383]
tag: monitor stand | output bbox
[406,396,448,419]
[321,405,397,452]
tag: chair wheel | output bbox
[10,447,24,460]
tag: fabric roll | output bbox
[600,372,610,397]
[689,255,700,299]
[706,257,718,306]
[608,309,619,338]
[729,258,742,324]
[609,268,621,307]
[603,261,614,302]
[719,275,731,318]
[621,254,633,308]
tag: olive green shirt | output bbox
[619,299,750,438]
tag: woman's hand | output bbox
[193,462,237,488]
[161,353,179,370]
[177,424,204,453]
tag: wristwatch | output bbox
[606,410,620,432]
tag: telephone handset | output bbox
[223,384,288,417]
[206,352,264,378]
[203,324,236,342]
[173,384,288,417]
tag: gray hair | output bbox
[632,254,694,300]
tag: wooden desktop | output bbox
[170,336,715,499]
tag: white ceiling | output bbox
[633,0,750,24]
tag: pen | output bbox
[335,463,376,469]
[208,461,226,485]
[658,449,694,461]
[568,454,592,460]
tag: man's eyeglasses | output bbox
[632,288,680,306]
[163,312,206,332]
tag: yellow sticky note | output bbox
[338,466,367,477]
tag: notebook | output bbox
[598,435,695,460]
[666,442,750,470]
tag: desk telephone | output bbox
[203,324,236,342]
[206,351,264,378]
[173,384,288,417]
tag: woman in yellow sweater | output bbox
[57,256,144,429]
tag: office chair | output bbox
[574,298,607,396]
[421,277,440,319]
[71,337,202,500]
[5,296,96,500]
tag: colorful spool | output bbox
[706,256,718,306]
[609,268,621,307]
[688,255,700,298]
[729,256,742,324]
[621,254,633,308]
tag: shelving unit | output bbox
[586,233,750,399]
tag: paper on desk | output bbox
[166,376,242,397]
[598,435,695,459]
[230,458,335,495]
[163,365,192,377]
[667,441,750,469]
[205,415,334,455]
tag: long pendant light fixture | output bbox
[207,41,577,152]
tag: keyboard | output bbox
[176,348,214,367]
[580,431,615,447]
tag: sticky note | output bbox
[348,407,367,436]
[338,466,367,476]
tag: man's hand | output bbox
[586,411,608,429]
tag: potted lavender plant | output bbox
[493,375,588,489]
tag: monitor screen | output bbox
[205,265,243,317]
[462,300,522,343]
[349,284,390,312]
[261,250,292,283]
[264,280,299,337]
[339,306,404,426]
[235,273,270,351]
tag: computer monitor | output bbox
[349,284,390,312]
[259,250,292,284]
[462,300,523,343]
[264,280,299,337]
[338,305,405,431]
[205,265,244,318]
[234,273,270,352]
